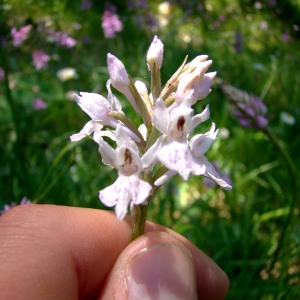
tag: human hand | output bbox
[0,204,228,299]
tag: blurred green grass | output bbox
[1,0,299,298]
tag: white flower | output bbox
[100,175,152,220]
[155,123,216,182]
[70,81,140,142]
[152,97,231,189]
[154,124,232,190]
[56,67,78,81]
[153,96,210,142]
[280,112,295,125]
[95,125,152,220]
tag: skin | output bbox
[0,204,229,299]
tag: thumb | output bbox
[100,231,197,300]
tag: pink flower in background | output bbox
[0,67,4,81]
[101,6,123,38]
[260,21,268,30]
[282,33,291,42]
[32,50,50,70]
[255,1,262,9]
[48,31,77,48]
[222,84,268,130]
[0,197,31,215]
[11,25,32,47]
[33,98,48,110]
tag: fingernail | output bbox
[127,244,196,300]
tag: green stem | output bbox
[150,64,161,105]
[131,185,160,241]
[263,127,297,181]
[263,127,298,271]
[131,204,149,241]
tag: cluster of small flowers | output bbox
[101,4,123,38]
[11,25,32,47]
[221,84,268,130]
[71,36,232,220]
[32,98,48,110]
[48,30,77,48]
[9,24,77,73]
[32,50,50,70]
[0,197,31,216]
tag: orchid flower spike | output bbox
[70,34,232,228]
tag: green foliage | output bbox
[1,0,299,298]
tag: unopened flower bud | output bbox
[185,55,208,68]
[147,35,164,72]
[107,53,140,112]
[176,67,215,105]
[135,80,148,95]
[107,53,130,87]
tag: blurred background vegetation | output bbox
[0,0,299,298]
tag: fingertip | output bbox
[144,223,230,300]
[100,231,197,300]
[100,230,229,300]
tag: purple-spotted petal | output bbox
[99,175,152,220]
[157,141,193,180]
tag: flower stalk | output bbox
[221,82,298,273]
[131,180,160,241]
[263,126,298,272]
